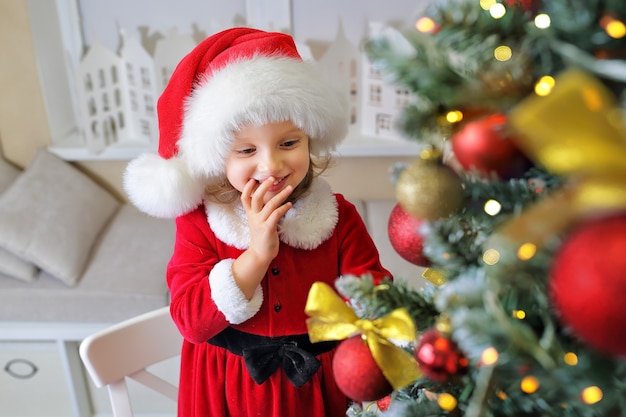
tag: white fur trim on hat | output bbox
[179,55,349,179]
[123,153,205,218]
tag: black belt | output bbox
[208,327,338,388]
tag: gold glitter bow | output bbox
[491,69,626,249]
[305,282,422,390]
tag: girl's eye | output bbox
[281,139,300,148]
[235,147,255,155]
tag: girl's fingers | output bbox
[267,201,292,224]
[241,179,258,209]
[261,184,293,215]
[249,177,274,211]
[244,177,294,219]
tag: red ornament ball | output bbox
[414,329,468,382]
[332,335,393,402]
[376,395,392,411]
[451,113,530,179]
[388,203,432,267]
[550,214,626,357]
[503,0,540,14]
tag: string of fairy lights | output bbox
[429,328,605,411]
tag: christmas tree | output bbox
[305,0,626,416]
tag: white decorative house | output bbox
[73,21,416,156]
[76,32,159,154]
[315,20,361,128]
[359,23,415,142]
[153,28,197,94]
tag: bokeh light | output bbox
[606,20,626,38]
[534,14,551,29]
[445,110,464,123]
[416,17,437,33]
[483,248,500,265]
[479,0,497,10]
[494,45,512,61]
[581,386,603,404]
[512,309,526,320]
[600,15,626,38]
[520,376,540,394]
[517,242,536,261]
[490,3,506,19]
[534,75,555,96]
[481,347,499,365]
[563,352,578,366]
[438,393,458,411]
[484,199,502,216]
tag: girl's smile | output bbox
[226,121,311,204]
[261,175,289,193]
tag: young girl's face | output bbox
[225,121,311,204]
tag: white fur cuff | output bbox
[209,259,263,324]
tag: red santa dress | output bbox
[167,178,392,417]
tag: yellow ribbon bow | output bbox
[511,69,626,214]
[489,69,626,249]
[305,282,422,390]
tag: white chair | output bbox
[79,306,183,417]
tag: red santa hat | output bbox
[124,27,348,218]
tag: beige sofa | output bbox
[0,150,175,323]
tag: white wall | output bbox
[78,0,247,51]
[293,0,428,54]
[78,0,428,53]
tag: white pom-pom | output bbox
[123,153,205,218]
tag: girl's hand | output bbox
[241,177,293,264]
[232,177,292,299]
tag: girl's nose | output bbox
[258,151,282,174]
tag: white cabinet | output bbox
[0,339,179,417]
[0,342,74,417]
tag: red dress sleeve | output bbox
[166,207,233,343]
[335,195,393,284]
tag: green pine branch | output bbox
[423,167,562,280]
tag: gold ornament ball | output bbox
[396,154,464,220]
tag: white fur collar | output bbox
[206,178,338,250]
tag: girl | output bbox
[124,27,391,417]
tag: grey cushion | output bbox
[0,155,39,281]
[0,250,38,282]
[0,204,175,322]
[0,150,119,286]
[0,154,20,190]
